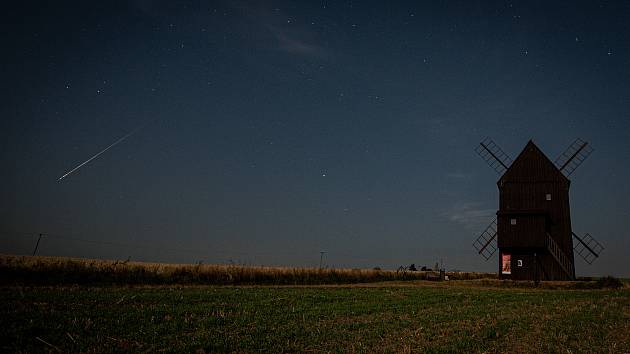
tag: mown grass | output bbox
[0,255,493,286]
[1,283,629,353]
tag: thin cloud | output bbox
[443,201,495,230]
[268,26,329,58]
[233,1,330,59]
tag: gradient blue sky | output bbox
[2,1,629,276]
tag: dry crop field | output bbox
[1,256,628,353]
[0,255,492,286]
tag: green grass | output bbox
[1,283,629,353]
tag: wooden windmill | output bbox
[473,138,603,280]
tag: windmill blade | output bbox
[475,138,513,175]
[554,139,594,177]
[473,218,498,260]
[572,232,604,265]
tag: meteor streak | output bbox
[58,127,141,181]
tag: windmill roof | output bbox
[498,140,569,184]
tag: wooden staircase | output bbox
[546,233,574,280]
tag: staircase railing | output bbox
[546,233,574,280]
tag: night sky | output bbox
[2,1,629,277]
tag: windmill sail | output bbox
[473,218,498,260]
[554,138,593,177]
[475,138,513,175]
[572,232,604,264]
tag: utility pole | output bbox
[32,233,43,256]
[319,251,326,269]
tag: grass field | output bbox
[1,256,627,352]
[2,282,629,353]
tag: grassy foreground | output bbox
[1,282,629,353]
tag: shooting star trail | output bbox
[58,127,141,181]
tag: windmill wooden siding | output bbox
[496,141,575,280]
